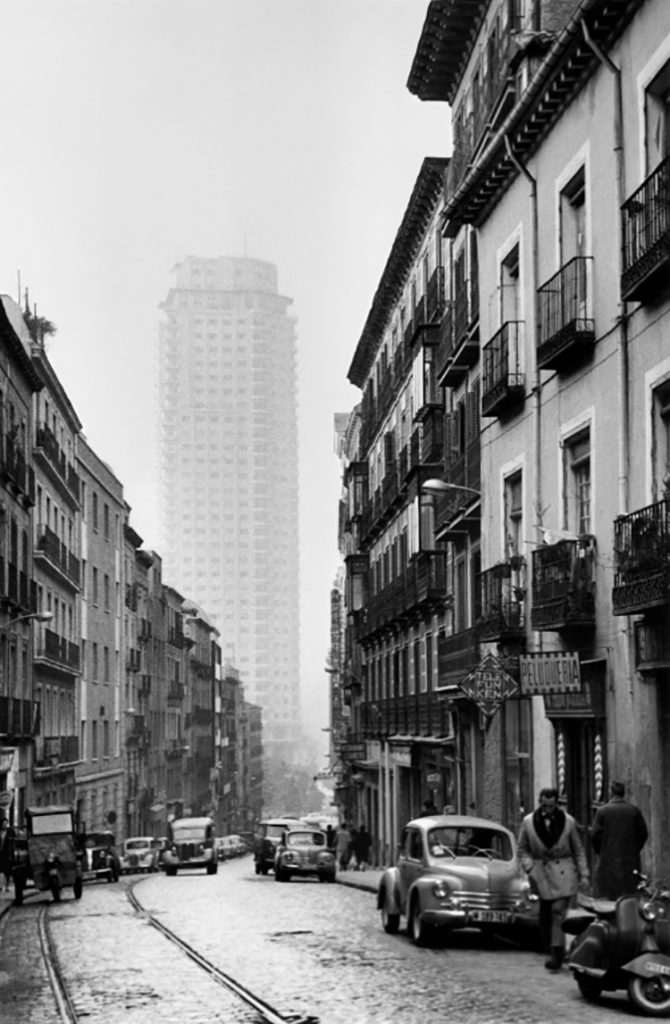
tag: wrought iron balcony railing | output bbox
[537,256,594,372]
[477,560,526,641]
[0,695,39,737]
[621,156,670,303]
[530,536,596,631]
[481,321,525,419]
[612,499,670,615]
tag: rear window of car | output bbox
[286,831,324,847]
[427,826,512,860]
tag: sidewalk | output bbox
[336,867,384,895]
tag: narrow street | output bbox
[0,858,635,1023]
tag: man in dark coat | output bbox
[592,781,648,899]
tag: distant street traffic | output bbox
[0,855,634,1023]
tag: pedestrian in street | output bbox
[518,787,589,972]
[591,780,648,899]
[348,826,359,869]
[354,823,372,871]
[325,824,336,850]
[335,822,351,870]
[0,818,15,892]
[419,796,438,817]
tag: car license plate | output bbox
[83,871,97,880]
[469,910,511,923]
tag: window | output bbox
[92,491,98,531]
[560,167,586,264]
[563,429,591,534]
[652,379,670,500]
[92,567,99,605]
[92,642,99,682]
[504,471,523,559]
[91,720,98,759]
[104,574,110,612]
[503,698,532,832]
[645,60,670,172]
[103,503,110,540]
[500,243,520,324]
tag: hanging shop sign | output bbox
[519,651,582,695]
[391,745,412,767]
[458,653,518,718]
[339,742,367,762]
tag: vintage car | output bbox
[253,817,303,875]
[82,831,121,884]
[162,816,217,875]
[13,806,84,904]
[274,826,336,883]
[377,814,538,946]
[119,836,160,874]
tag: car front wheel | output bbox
[409,898,431,946]
[381,901,400,934]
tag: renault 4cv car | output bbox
[274,826,336,883]
[377,814,538,946]
[253,817,303,875]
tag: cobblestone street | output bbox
[0,858,636,1023]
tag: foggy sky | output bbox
[0,0,450,747]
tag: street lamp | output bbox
[421,479,482,500]
[6,610,53,628]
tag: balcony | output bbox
[477,561,526,642]
[126,648,141,672]
[442,287,479,386]
[167,683,185,703]
[481,322,525,419]
[34,423,81,502]
[621,157,670,303]
[0,435,34,506]
[537,257,594,372]
[36,629,81,672]
[138,673,152,697]
[36,734,79,767]
[612,499,670,615]
[360,551,447,640]
[35,523,81,587]
[5,563,36,613]
[530,537,596,631]
[438,627,480,688]
[0,695,39,737]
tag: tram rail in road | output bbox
[4,885,319,1024]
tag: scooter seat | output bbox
[578,895,617,915]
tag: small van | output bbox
[162,816,217,875]
[254,817,302,875]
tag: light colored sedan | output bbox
[377,814,538,946]
[119,836,159,874]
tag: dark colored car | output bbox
[82,832,121,884]
[253,817,303,875]
[274,827,336,883]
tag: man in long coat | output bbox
[592,781,648,899]
[518,787,590,971]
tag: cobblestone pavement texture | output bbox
[0,859,634,1024]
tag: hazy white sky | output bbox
[1,0,449,743]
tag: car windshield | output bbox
[286,831,324,847]
[427,826,512,860]
[126,839,151,850]
[172,828,205,841]
[30,812,72,835]
[266,825,287,839]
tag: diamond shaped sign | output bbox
[458,653,518,718]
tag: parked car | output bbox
[377,814,538,946]
[120,836,159,874]
[214,836,236,861]
[227,834,247,857]
[253,817,303,875]
[82,831,121,884]
[274,826,336,883]
[162,817,217,875]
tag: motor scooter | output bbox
[563,871,670,1016]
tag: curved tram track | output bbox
[4,882,319,1024]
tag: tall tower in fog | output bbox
[158,255,301,750]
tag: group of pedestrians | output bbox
[326,822,373,871]
[518,781,648,972]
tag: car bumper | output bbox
[420,906,525,928]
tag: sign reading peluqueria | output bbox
[518,652,582,695]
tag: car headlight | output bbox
[317,852,334,862]
[285,852,295,863]
[642,901,658,921]
[433,880,451,899]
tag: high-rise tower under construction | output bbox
[158,255,301,750]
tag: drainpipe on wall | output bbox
[580,18,630,516]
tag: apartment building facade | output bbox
[158,255,301,753]
[75,437,125,833]
[0,297,44,824]
[404,0,669,875]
